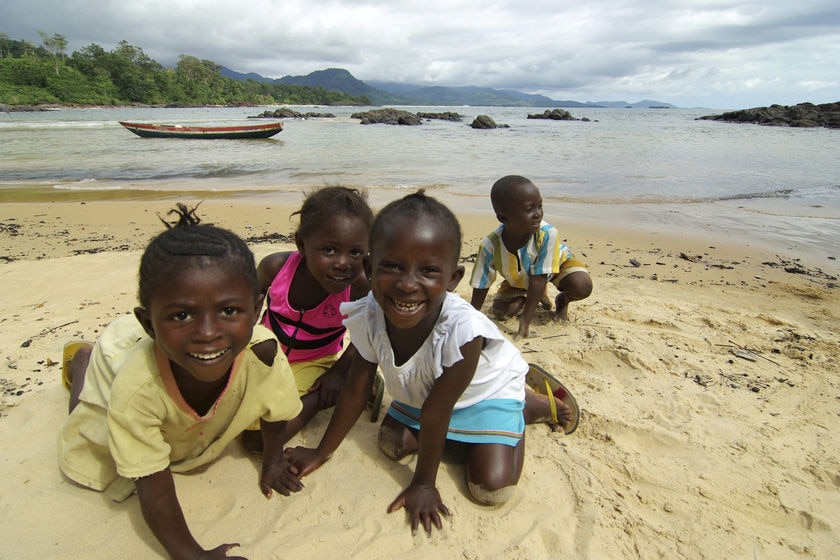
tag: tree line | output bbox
[0,33,371,107]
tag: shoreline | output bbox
[1,198,839,558]
[2,198,838,279]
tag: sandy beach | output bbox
[1,199,838,559]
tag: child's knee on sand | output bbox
[468,481,516,505]
[378,418,519,506]
[465,442,521,505]
[376,416,418,461]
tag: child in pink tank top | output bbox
[243,186,374,452]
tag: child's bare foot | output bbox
[62,341,93,390]
[553,292,570,323]
[377,414,418,460]
[525,364,581,434]
[524,388,573,430]
[64,341,93,413]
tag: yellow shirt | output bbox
[58,315,302,501]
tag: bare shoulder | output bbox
[257,251,294,289]
[251,339,278,367]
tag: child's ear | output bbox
[363,255,372,281]
[294,233,304,253]
[447,265,465,292]
[495,211,508,224]
[133,307,156,339]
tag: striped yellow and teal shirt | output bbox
[469,221,573,290]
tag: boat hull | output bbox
[118,121,283,139]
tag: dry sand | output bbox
[0,200,838,559]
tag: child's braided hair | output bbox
[137,203,258,307]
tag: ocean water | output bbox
[1,105,838,272]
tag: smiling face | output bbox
[496,181,544,238]
[297,213,369,294]
[134,259,261,384]
[369,214,464,335]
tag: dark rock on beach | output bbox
[350,108,422,125]
[697,101,840,128]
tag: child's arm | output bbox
[388,336,483,534]
[258,418,305,498]
[285,354,377,476]
[308,343,357,409]
[136,469,246,560]
[519,274,548,338]
[470,287,489,310]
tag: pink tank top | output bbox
[260,251,349,363]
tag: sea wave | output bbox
[538,187,798,205]
[52,179,120,190]
[714,188,794,202]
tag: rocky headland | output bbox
[697,101,840,128]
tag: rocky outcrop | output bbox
[416,111,463,121]
[0,104,57,112]
[250,108,335,118]
[470,115,498,129]
[527,108,577,120]
[351,108,422,125]
[697,102,840,128]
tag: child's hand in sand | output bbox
[387,483,450,535]
[260,455,304,498]
[284,446,330,478]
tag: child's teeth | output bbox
[191,349,226,360]
[394,300,419,311]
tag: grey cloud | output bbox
[2,0,838,108]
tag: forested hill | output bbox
[0,34,370,107]
[1,33,676,108]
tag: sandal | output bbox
[369,372,385,422]
[526,363,580,434]
[62,340,91,390]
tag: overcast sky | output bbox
[3,0,838,109]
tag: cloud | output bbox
[3,0,838,108]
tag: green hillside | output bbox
[0,34,370,107]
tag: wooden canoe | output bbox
[118,121,283,139]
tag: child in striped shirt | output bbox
[469,175,593,337]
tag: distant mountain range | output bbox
[220,67,677,108]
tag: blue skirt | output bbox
[387,398,525,447]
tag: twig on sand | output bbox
[541,333,569,340]
[20,320,79,347]
[717,340,780,366]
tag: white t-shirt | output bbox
[341,292,526,409]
